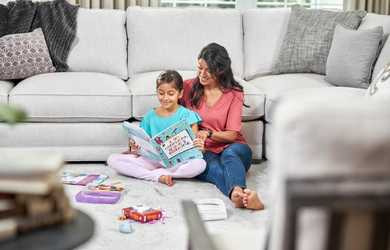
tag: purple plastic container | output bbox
[75,191,121,204]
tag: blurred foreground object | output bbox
[0,104,26,124]
[0,153,75,241]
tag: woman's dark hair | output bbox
[189,43,247,108]
[156,70,184,91]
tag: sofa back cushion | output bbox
[361,13,390,81]
[67,9,128,79]
[126,7,243,78]
[360,13,390,34]
[243,8,290,80]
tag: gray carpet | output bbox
[63,162,270,250]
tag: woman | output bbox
[181,43,264,210]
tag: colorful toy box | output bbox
[122,205,162,223]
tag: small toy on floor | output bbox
[119,205,162,223]
[86,182,125,192]
[118,220,134,234]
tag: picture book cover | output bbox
[123,120,203,168]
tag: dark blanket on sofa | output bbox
[0,0,79,72]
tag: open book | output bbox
[123,120,203,168]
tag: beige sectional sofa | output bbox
[0,7,389,165]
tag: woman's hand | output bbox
[123,139,140,157]
[193,138,205,152]
[196,130,210,141]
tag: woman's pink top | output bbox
[181,78,247,154]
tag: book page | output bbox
[160,130,194,158]
[151,120,203,168]
[122,122,160,161]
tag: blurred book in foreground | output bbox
[0,152,74,242]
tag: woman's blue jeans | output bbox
[196,143,252,197]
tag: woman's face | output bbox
[197,59,218,87]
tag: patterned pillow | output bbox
[272,6,366,75]
[0,28,56,80]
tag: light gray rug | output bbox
[63,162,270,250]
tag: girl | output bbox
[107,70,206,186]
[181,43,264,210]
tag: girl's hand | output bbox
[193,138,205,152]
[123,139,140,156]
[196,130,209,141]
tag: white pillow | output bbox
[366,62,390,97]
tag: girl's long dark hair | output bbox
[189,43,247,108]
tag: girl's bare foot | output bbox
[158,175,174,186]
[242,189,264,210]
[230,186,245,208]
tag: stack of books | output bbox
[0,152,75,241]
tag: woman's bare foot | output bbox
[230,186,245,208]
[242,189,264,210]
[158,175,174,186]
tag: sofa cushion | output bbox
[270,87,387,174]
[361,13,390,80]
[272,6,366,75]
[0,80,13,104]
[0,122,127,162]
[325,25,383,88]
[265,87,366,162]
[9,72,131,122]
[360,13,390,34]
[248,74,333,122]
[126,8,243,78]
[67,9,128,79]
[243,8,290,80]
[128,71,265,121]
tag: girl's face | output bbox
[197,59,218,87]
[157,82,183,112]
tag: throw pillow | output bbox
[366,62,390,98]
[0,28,56,80]
[272,5,366,75]
[325,25,383,88]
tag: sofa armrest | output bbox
[272,94,390,175]
[268,93,390,250]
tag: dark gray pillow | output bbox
[325,25,383,88]
[272,6,366,75]
[0,28,56,80]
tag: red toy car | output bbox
[122,205,162,223]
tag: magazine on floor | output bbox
[194,198,227,221]
[61,173,108,186]
[122,120,203,168]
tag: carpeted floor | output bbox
[63,162,270,250]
